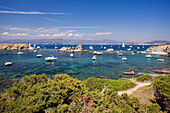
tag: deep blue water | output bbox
[0,44,170,83]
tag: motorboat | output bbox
[157,59,164,61]
[45,56,57,61]
[70,53,74,58]
[34,50,37,53]
[137,47,140,49]
[36,54,42,58]
[123,71,135,75]
[145,54,152,58]
[122,57,127,61]
[17,52,23,55]
[37,46,40,49]
[92,55,96,60]
[132,53,135,55]
[129,46,132,48]
[104,47,106,49]
[118,53,123,56]
[127,48,131,51]
[5,62,13,66]
[94,51,103,55]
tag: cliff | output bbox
[146,44,170,56]
[0,43,34,50]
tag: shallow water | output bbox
[0,45,170,82]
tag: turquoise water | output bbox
[0,45,170,82]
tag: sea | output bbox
[0,44,170,92]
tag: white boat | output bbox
[129,46,132,48]
[37,46,40,49]
[118,53,123,56]
[142,45,144,48]
[106,48,114,52]
[34,44,36,47]
[45,56,57,61]
[89,46,93,50]
[127,48,131,51]
[157,59,164,61]
[55,46,58,49]
[92,55,96,60]
[122,57,127,61]
[137,47,140,49]
[94,51,103,55]
[145,54,152,58]
[5,62,13,66]
[122,42,125,47]
[36,54,42,58]
[132,53,135,55]
[34,50,37,53]
[17,52,23,55]
[70,53,74,58]
[104,47,106,49]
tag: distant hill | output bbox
[146,40,170,45]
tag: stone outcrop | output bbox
[146,44,170,56]
[0,43,34,50]
[59,45,83,52]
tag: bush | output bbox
[0,74,162,113]
[153,75,170,112]
[83,77,136,91]
[136,74,153,82]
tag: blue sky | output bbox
[0,0,170,42]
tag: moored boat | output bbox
[17,52,23,55]
[94,51,103,55]
[145,54,152,58]
[157,59,164,61]
[118,53,123,56]
[5,62,13,66]
[123,71,135,75]
[70,53,74,58]
[36,54,42,58]
[122,57,127,61]
[92,55,96,60]
[45,56,57,61]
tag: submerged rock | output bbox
[153,68,170,74]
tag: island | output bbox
[0,43,34,50]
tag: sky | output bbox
[0,0,170,42]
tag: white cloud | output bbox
[16,33,28,36]
[52,33,66,37]
[38,34,50,37]
[67,33,73,37]
[56,27,100,29]
[5,27,30,31]
[2,32,9,35]
[74,34,82,37]
[0,10,68,15]
[95,32,112,35]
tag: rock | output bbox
[0,43,35,50]
[146,44,170,56]
[153,68,170,74]
[74,45,83,50]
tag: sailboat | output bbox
[122,42,125,47]
[70,53,74,58]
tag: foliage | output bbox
[153,75,170,112]
[82,77,136,91]
[136,74,154,82]
[0,74,162,113]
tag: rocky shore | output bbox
[146,44,170,56]
[0,43,34,50]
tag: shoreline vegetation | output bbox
[0,74,169,112]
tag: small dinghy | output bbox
[145,54,152,58]
[70,53,74,58]
[94,51,103,55]
[36,54,42,58]
[123,71,135,75]
[92,55,96,60]
[45,56,57,61]
[17,52,23,55]
[118,53,123,56]
[122,57,127,61]
[5,62,13,66]
[157,59,164,61]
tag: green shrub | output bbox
[83,77,136,91]
[153,75,170,112]
[136,74,153,82]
